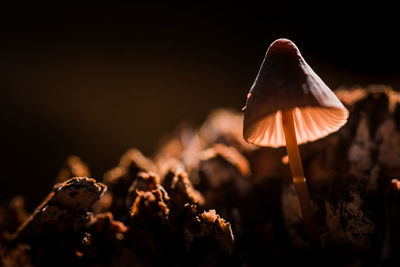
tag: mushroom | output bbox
[242,38,349,248]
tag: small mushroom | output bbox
[242,38,349,248]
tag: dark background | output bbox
[1,2,399,209]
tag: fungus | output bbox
[242,38,349,248]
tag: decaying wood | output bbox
[2,85,400,267]
[5,178,106,266]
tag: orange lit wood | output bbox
[282,109,321,250]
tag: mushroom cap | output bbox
[243,38,349,148]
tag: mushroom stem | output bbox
[281,109,321,249]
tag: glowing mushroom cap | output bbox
[243,38,349,148]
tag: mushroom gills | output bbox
[245,106,348,147]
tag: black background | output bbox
[1,2,399,209]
